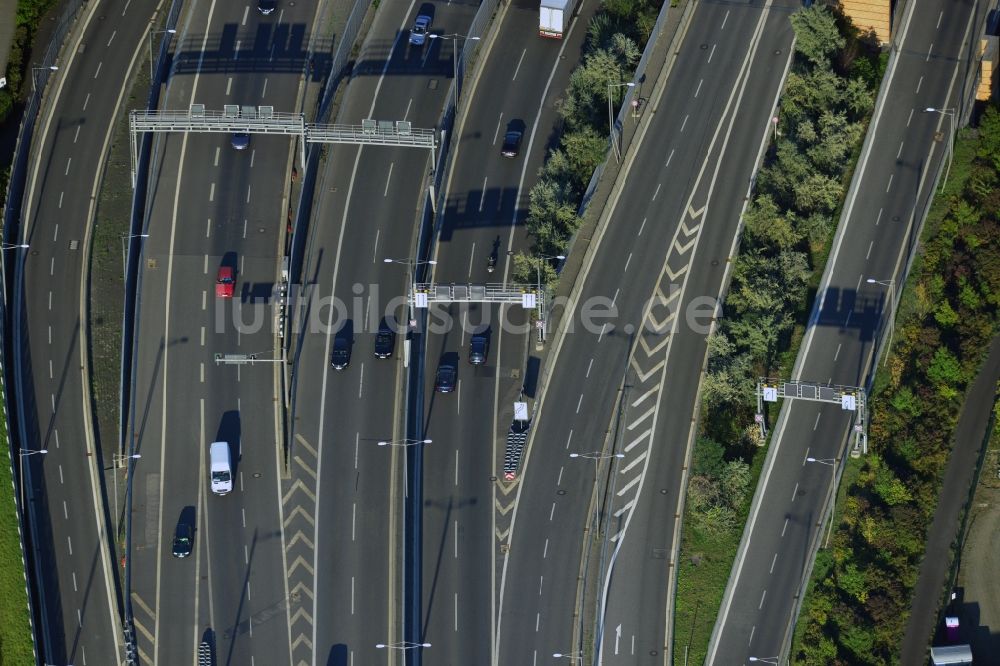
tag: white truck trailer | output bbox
[539,0,577,39]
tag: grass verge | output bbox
[0,417,36,664]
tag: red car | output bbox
[216,266,235,298]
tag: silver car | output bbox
[409,14,431,46]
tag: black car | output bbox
[374,322,395,359]
[469,332,489,365]
[172,522,193,558]
[500,130,522,158]
[434,361,457,393]
[257,0,276,14]
[331,334,351,370]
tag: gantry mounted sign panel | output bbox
[409,283,542,310]
[128,104,436,187]
[307,119,436,149]
[756,378,868,454]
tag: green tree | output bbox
[743,195,803,252]
[873,458,912,506]
[975,105,1000,172]
[925,346,964,387]
[789,5,846,68]
[933,300,959,328]
[793,172,843,214]
[561,126,608,187]
[720,460,751,510]
[692,437,726,479]
[836,562,869,603]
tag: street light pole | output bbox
[924,107,956,188]
[806,456,839,548]
[607,80,636,163]
[428,34,480,93]
[533,254,564,344]
[148,28,177,79]
[18,449,47,515]
[122,234,150,280]
[866,278,895,367]
[31,65,58,93]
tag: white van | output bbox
[209,442,233,495]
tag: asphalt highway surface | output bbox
[285,1,480,664]
[13,1,160,663]
[491,1,802,664]
[416,1,603,664]
[706,0,992,662]
[127,1,322,664]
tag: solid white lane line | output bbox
[549,503,556,521]
[214,147,220,166]
[351,577,355,615]
[455,449,459,487]
[638,218,647,236]
[575,394,583,413]
[454,520,458,558]
[226,78,232,95]
[866,240,874,259]
[73,571,78,591]
[358,363,364,398]
[721,9,730,29]
[403,98,413,122]
[512,49,527,80]
[63,501,68,519]
[455,594,459,632]
[937,10,943,29]
[769,553,777,574]
[53,224,58,241]
[665,150,674,168]
[479,177,488,211]
[759,589,766,609]
[209,183,215,202]
[624,252,632,274]
[467,241,475,278]
[781,517,789,537]
[834,343,841,361]
[67,536,73,555]
[651,183,661,201]
[241,5,249,24]
[493,113,504,144]
[543,539,549,558]
[885,174,893,193]
[708,43,717,63]
[65,157,72,175]
[790,482,798,501]
[556,466,563,486]
[680,114,689,132]
[897,141,904,158]
[372,229,380,263]
[586,358,594,377]
[352,503,357,541]
[73,126,80,143]
[916,75,923,93]
[565,430,573,449]
[907,108,914,126]
[813,413,821,430]
[694,79,703,98]
[538,576,543,596]
[58,192,63,208]
[49,360,53,379]
[107,30,117,46]
[261,78,268,98]
[383,163,394,196]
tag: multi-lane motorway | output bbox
[707,0,990,662]
[494,1,801,663]
[13,1,161,664]
[13,0,992,664]
[127,2,322,664]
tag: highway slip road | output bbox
[493,0,801,664]
[706,0,991,662]
[285,1,478,664]
[127,1,321,664]
[13,1,160,663]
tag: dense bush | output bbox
[793,107,1000,664]
[1,0,58,124]
[673,6,883,662]
[701,4,880,437]
[512,0,663,284]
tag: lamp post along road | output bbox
[31,65,58,93]
[806,456,839,548]
[148,28,177,79]
[607,80,635,163]
[924,107,956,188]
[428,33,480,94]
[122,234,150,279]
[866,278,896,367]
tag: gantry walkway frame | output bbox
[128,104,437,186]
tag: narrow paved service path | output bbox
[899,333,1000,664]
